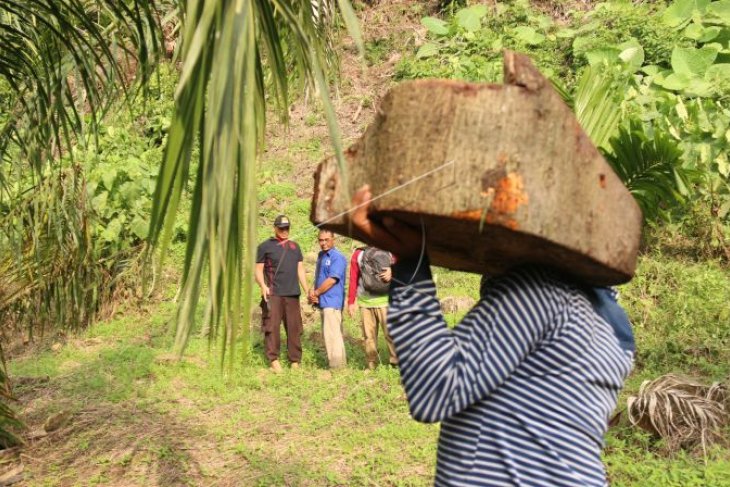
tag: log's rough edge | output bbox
[310,51,643,286]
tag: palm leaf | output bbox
[627,374,728,452]
[147,0,361,366]
[0,1,163,447]
[572,64,627,151]
[605,119,692,220]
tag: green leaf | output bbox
[422,17,449,36]
[92,192,109,214]
[642,65,662,76]
[101,218,123,243]
[684,78,715,96]
[707,0,730,24]
[705,63,730,90]
[659,72,692,90]
[536,15,553,30]
[684,22,721,41]
[101,168,117,191]
[416,43,439,59]
[513,26,545,46]
[585,48,621,66]
[619,46,645,71]
[663,0,710,27]
[684,22,704,39]
[130,216,149,240]
[671,46,719,77]
[455,7,484,32]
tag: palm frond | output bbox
[627,374,728,452]
[0,344,23,449]
[147,1,361,366]
[572,64,628,151]
[0,0,162,174]
[605,119,692,220]
[0,1,163,446]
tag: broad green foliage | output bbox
[400,0,730,254]
[403,0,574,83]
[571,2,687,69]
[82,69,184,251]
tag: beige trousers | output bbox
[361,306,398,366]
[321,308,346,368]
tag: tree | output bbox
[0,0,359,444]
[147,0,361,367]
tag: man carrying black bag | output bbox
[347,246,398,369]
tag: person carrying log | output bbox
[348,185,635,487]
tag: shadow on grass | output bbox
[11,346,206,486]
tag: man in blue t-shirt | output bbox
[308,229,348,368]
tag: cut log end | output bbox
[311,51,642,286]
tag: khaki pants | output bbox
[361,306,398,366]
[321,308,346,369]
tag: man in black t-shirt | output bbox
[255,215,309,372]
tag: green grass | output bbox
[9,248,730,486]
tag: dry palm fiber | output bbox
[627,374,728,452]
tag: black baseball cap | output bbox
[274,215,290,228]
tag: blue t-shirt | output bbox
[315,247,347,309]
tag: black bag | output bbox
[360,247,391,294]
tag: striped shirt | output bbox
[388,261,634,486]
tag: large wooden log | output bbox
[311,51,642,286]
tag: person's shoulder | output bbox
[257,237,276,249]
[485,266,574,300]
[331,247,347,261]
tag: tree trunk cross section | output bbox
[311,51,642,286]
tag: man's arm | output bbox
[255,263,269,301]
[313,277,337,298]
[345,185,556,421]
[313,252,346,302]
[388,261,558,423]
[347,250,361,315]
[297,261,308,296]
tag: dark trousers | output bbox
[261,296,303,363]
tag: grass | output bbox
[7,248,730,486]
[9,283,439,485]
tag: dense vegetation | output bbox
[1,0,729,485]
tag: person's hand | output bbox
[308,289,319,305]
[347,303,358,317]
[261,285,270,302]
[350,185,423,259]
[379,267,392,283]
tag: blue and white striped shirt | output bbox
[388,262,634,486]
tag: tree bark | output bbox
[311,51,642,286]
